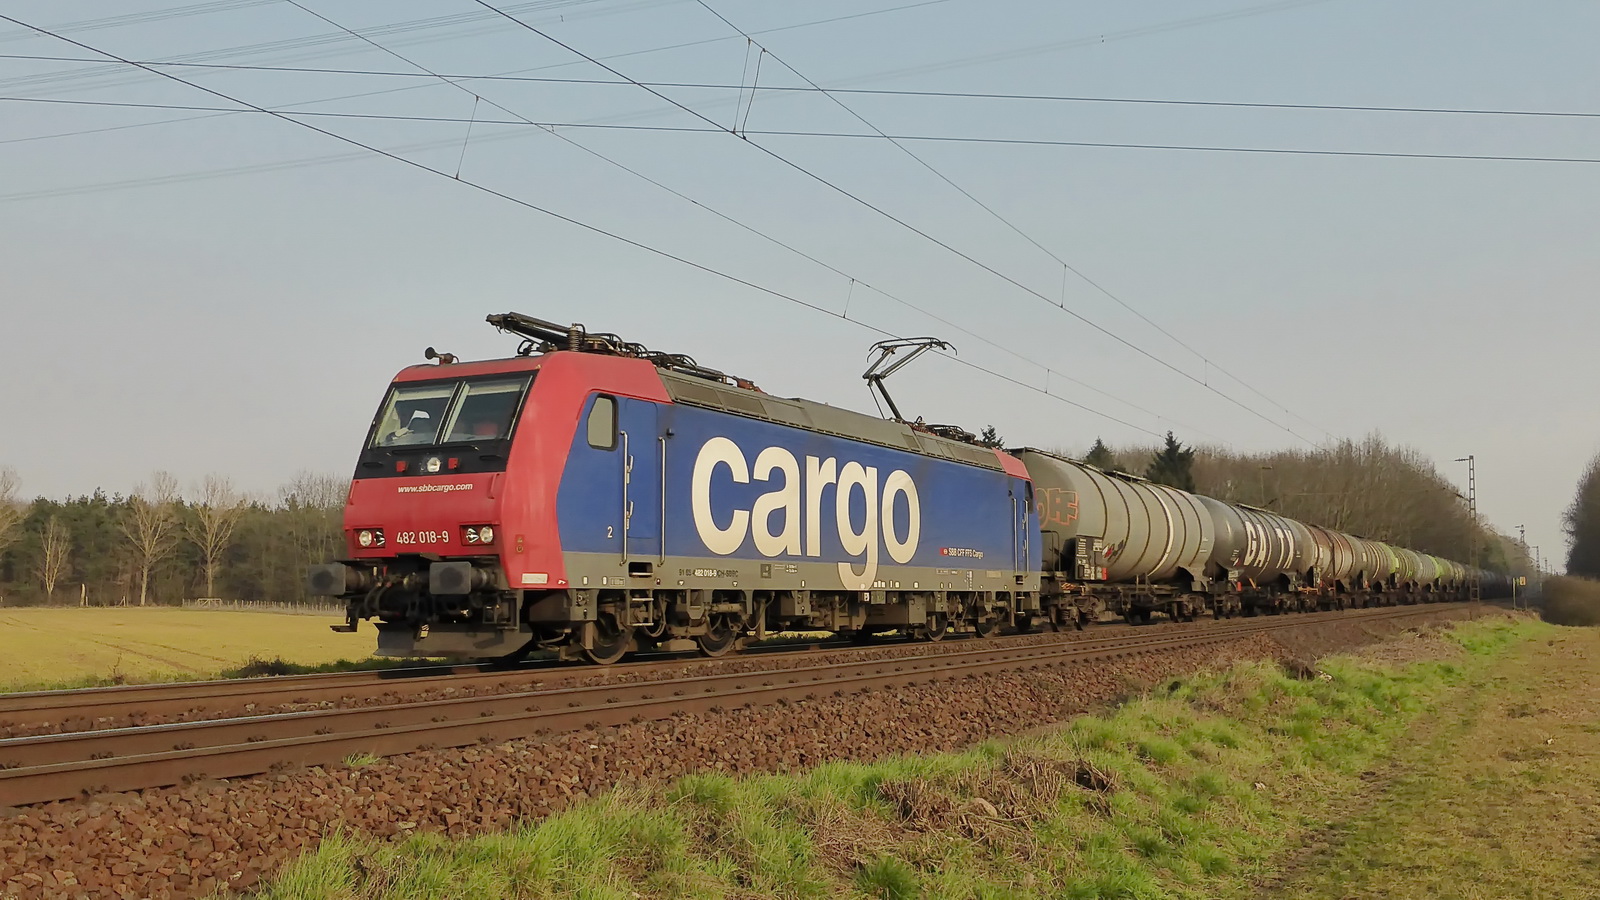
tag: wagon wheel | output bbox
[696,611,741,658]
[580,611,631,665]
[971,612,1002,638]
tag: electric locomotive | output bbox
[309,314,1041,663]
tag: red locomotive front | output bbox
[308,315,672,658]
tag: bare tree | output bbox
[0,467,23,560]
[35,515,70,603]
[120,471,181,607]
[186,474,246,599]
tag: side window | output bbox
[586,396,617,450]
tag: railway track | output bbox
[0,619,1203,732]
[0,636,865,729]
[0,604,1468,807]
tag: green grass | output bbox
[238,617,1544,900]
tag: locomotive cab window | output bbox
[369,374,533,448]
[371,383,454,447]
[587,395,617,450]
[441,377,530,443]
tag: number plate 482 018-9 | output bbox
[394,530,450,545]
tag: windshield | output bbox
[370,375,532,448]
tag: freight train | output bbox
[309,313,1505,663]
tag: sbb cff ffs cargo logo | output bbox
[690,437,920,590]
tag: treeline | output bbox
[1564,451,1600,578]
[1541,576,1600,626]
[1073,432,1526,574]
[0,468,341,607]
[0,432,1531,606]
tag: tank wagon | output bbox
[1017,449,1488,627]
[312,314,1501,663]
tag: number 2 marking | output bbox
[607,526,614,539]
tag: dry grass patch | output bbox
[0,607,395,691]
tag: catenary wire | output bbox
[11,95,1600,166]
[7,55,1593,122]
[0,10,1164,441]
[689,0,1333,445]
[0,2,958,148]
[469,0,1328,446]
[273,0,1203,440]
[0,0,951,97]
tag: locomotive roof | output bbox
[655,368,1014,474]
[391,356,540,381]
[389,351,1017,474]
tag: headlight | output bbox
[464,525,495,545]
[357,529,385,548]
[477,525,494,545]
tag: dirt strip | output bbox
[1266,617,1600,899]
[0,607,1476,899]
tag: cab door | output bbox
[618,398,662,564]
[1012,479,1032,578]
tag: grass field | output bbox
[0,607,384,692]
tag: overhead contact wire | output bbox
[471,0,1321,446]
[690,0,1330,440]
[0,11,1162,440]
[11,53,1600,121]
[271,0,1180,437]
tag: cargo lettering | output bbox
[690,437,919,590]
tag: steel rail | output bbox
[0,636,870,727]
[0,604,1462,807]
[0,601,1420,728]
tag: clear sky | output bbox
[3,0,1595,566]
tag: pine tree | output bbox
[1084,438,1115,470]
[978,425,1004,448]
[1565,451,1600,577]
[1145,431,1196,492]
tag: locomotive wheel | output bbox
[580,613,631,665]
[696,612,740,658]
[922,613,949,642]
